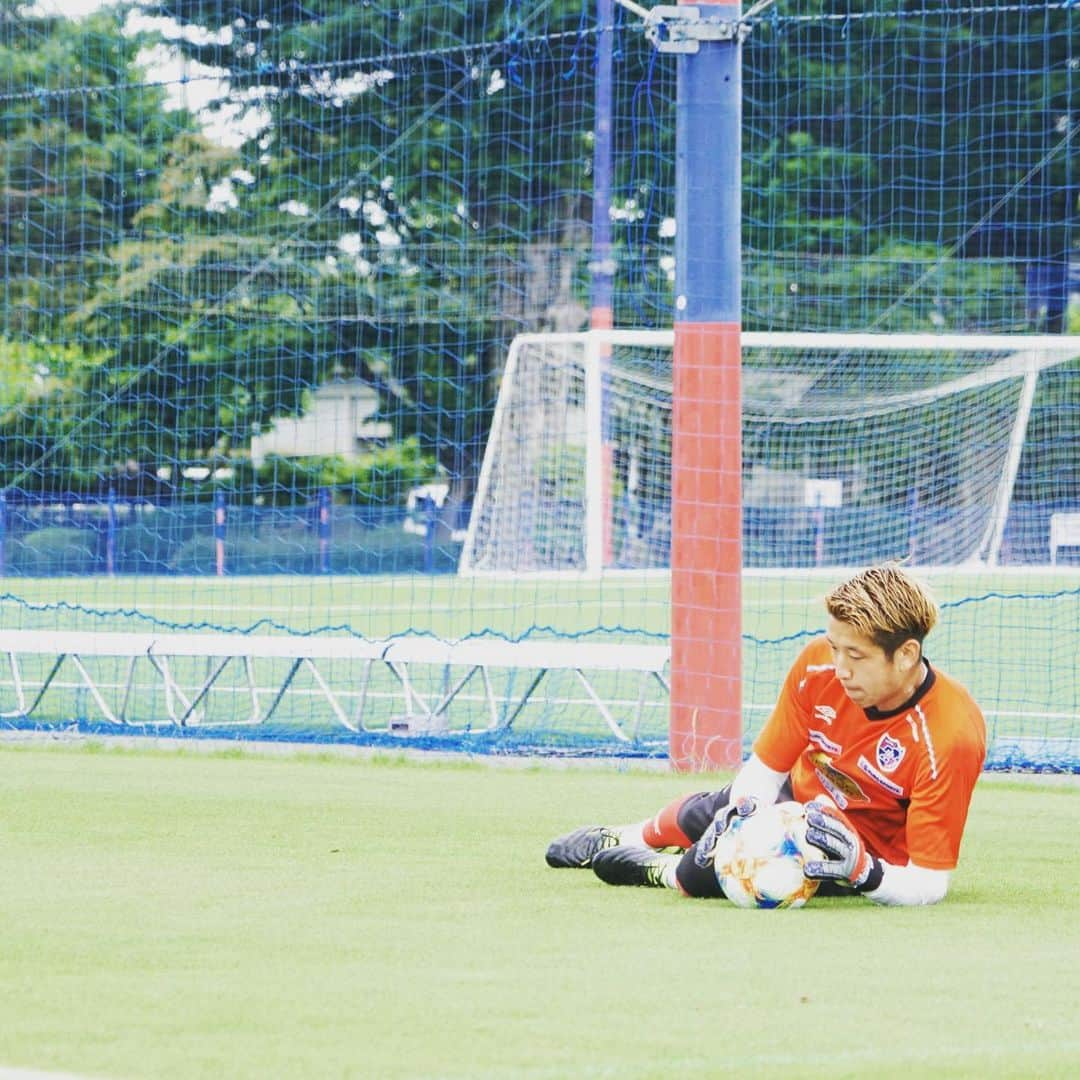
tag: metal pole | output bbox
[669,1,743,771]
[592,0,617,567]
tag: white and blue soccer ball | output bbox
[711,800,824,909]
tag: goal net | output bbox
[461,330,1080,573]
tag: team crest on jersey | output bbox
[876,733,906,773]
[814,705,836,725]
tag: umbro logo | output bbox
[814,705,836,725]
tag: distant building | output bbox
[250,379,392,466]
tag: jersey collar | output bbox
[863,659,937,721]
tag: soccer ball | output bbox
[712,800,824,909]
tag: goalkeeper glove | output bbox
[803,799,885,892]
[692,796,758,870]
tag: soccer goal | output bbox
[460,329,1080,574]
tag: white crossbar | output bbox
[0,630,670,742]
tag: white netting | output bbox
[461,331,1080,572]
[461,332,673,573]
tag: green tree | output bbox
[0,3,185,493]
[742,4,1078,332]
[10,2,1073,510]
[114,1,617,519]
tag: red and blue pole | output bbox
[592,0,616,566]
[591,0,615,332]
[670,1,743,771]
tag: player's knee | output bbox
[674,846,726,899]
[675,786,733,843]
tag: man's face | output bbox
[825,615,919,712]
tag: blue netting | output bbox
[0,3,1076,765]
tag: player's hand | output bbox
[803,799,883,891]
[692,796,758,869]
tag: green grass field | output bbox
[1,741,1078,1079]
[4,568,1077,642]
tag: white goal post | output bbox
[460,329,1080,573]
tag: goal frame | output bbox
[461,328,1080,577]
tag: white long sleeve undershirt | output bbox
[728,753,951,907]
[863,861,949,906]
[728,752,788,806]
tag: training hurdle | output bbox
[0,630,670,742]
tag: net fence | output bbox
[0,1,1076,766]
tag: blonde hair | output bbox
[825,563,938,658]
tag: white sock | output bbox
[658,855,680,891]
[616,820,648,847]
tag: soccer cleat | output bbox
[591,845,674,888]
[545,826,621,869]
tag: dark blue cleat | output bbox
[591,845,673,888]
[545,826,620,868]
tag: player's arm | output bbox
[687,754,789,873]
[692,643,816,864]
[861,705,984,905]
[804,800,950,906]
[750,641,820,782]
[697,654,810,852]
[862,861,949,907]
[728,752,789,807]
[896,713,985,899]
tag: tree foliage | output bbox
[0,1,1075,506]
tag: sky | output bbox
[27,0,271,146]
[32,0,108,14]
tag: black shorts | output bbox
[672,782,790,898]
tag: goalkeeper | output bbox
[546,564,986,906]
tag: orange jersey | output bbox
[754,638,986,870]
